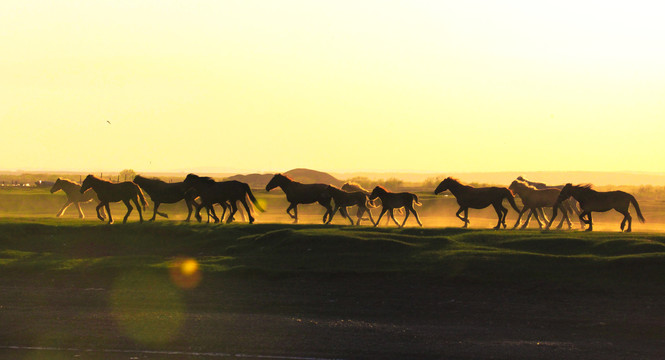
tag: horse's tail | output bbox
[412,194,422,207]
[504,189,520,212]
[629,195,645,223]
[245,184,265,213]
[136,185,149,211]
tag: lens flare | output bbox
[169,257,202,289]
[110,271,184,345]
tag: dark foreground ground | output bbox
[2,275,665,360]
[1,220,665,359]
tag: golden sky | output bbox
[2,1,664,174]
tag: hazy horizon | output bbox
[3,1,665,174]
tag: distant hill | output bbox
[224,168,343,188]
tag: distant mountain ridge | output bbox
[225,168,344,188]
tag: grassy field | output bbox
[2,219,665,359]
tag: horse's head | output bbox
[434,177,456,195]
[266,174,288,192]
[508,180,527,194]
[184,173,199,185]
[50,178,63,193]
[80,175,94,193]
[133,175,144,183]
[369,186,386,200]
[516,176,525,181]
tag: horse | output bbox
[80,175,148,224]
[369,186,422,227]
[516,176,583,227]
[327,185,376,225]
[133,175,200,222]
[434,177,519,229]
[548,183,645,232]
[184,174,263,224]
[50,178,105,219]
[508,180,571,230]
[265,173,333,224]
[343,182,402,224]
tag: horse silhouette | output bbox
[434,177,519,229]
[369,186,422,227]
[50,178,105,219]
[265,173,333,224]
[516,176,583,227]
[548,183,645,232]
[327,185,376,225]
[508,179,571,230]
[133,175,199,222]
[80,175,148,224]
[184,174,263,224]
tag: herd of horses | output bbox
[48,173,646,232]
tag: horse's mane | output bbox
[373,185,390,193]
[56,178,79,186]
[86,175,112,183]
[276,173,295,182]
[511,179,537,190]
[444,177,462,184]
[342,182,369,193]
[575,183,593,190]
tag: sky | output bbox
[1,1,665,174]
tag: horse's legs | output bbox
[292,205,299,224]
[579,211,593,231]
[405,205,423,227]
[57,200,73,217]
[491,204,503,229]
[455,207,467,227]
[226,201,239,224]
[150,202,159,221]
[132,197,144,223]
[286,203,297,220]
[388,209,400,227]
[104,203,113,224]
[320,200,333,224]
[75,202,85,219]
[400,207,410,227]
[556,204,570,230]
[536,207,549,224]
[208,204,220,223]
[532,208,544,229]
[95,202,106,222]
[122,199,133,224]
[521,208,534,229]
[618,209,632,232]
[513,206,527,229]
[374,208,388,227]
[239,198,255,224]
[340,207,354,225]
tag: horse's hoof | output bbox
[585,228,593,232]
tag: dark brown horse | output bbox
[133,175,199,222]
[548,183,645,232]
[327,185,376,225]
[265,174,333,224]
[343,182,402,225]
[184,174,263,224]
[80,175,148,224]
[369,186,422,227]
[434,177,519,229]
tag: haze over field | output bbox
[2,1,664,175]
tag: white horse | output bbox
[50,178,105,219]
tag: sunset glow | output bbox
[2,1,664,173]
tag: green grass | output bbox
[2,218,665,289]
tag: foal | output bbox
[327,185,376,225]
[369,186,422,227]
